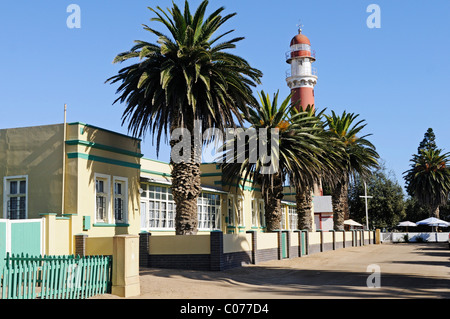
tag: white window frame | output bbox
[227,195,235,226]
[3,175,28,219]
[259,199,266,228]
[288,205,297,230]
[197,192,221,231]
[113,176,128,224]
[140,184,175,231]
[237,196,244,227]
[251,199,258,227]
[94,173,110,224]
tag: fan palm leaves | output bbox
[106,0,262,235]
[324,111,379,230]
[404,149,450,218]
[222,91,333,231]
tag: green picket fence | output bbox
[0,253,112,299]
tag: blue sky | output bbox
[1,0,450,190]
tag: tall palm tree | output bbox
[324,111,379,230]
[106,0,262,235]
[404,149,450,218]
[222,91,329,232]
[291,107,345,231]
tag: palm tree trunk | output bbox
[430,204,440,219]
[170,120,202,235]
[332,179,348,231]
[264,173,284,232]
[296,187,313,231]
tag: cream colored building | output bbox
[0,122,326,255]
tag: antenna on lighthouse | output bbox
[297,21,303,34]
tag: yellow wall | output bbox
[223,233,252,254]
[148,235,210,255]
[256,232,278,250]
[0,124,65,218]
[65,122,142,244]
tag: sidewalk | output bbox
[93,243,450,299]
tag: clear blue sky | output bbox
[1,0,450,190]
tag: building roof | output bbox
[290,33,311,46]
[313,196,333,213]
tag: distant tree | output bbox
[417,128,437,154]
[348,163,405,230]
[404,148,450,218]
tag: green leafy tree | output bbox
[324,111,380,230]
[106,0,262,235]
[418,128,437,154]
[404,148,450,218]
[348,163,405,230]
[222,91,334,231]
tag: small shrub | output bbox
[402,234,410,243]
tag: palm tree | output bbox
[291,107,345,231]
[222,91,330,232]
[324,111,379,230]
[404,149,450,218]
[106,0,262,235]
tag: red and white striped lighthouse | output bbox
[286,27,318,111]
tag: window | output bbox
[140,184,221,231]
[227,195,235,226]
[288,206,297,230]
[113,177,128,224]
[197,193,221,230]
[251,199,258,227]
[140,184,175,230]
[259,200,265,228]
[4,176,27,219]
[95,175,110,223]
[237,196,244,227]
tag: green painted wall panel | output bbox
[0,221,7,269]
[10,222,41,256]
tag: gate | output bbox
[281,232,288,259]
[0,219,44,269]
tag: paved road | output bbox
[95,242,450,299]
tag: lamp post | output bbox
[359,181,373,230]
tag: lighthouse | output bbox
[286,27,318,111]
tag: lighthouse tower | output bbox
[286,27,318,111]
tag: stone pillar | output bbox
[111,234,141,298]
[375,229,381,244]
[75,234,88,256]
[210,231,224,271]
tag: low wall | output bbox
[391,232,450,243]
[138,229,378,271]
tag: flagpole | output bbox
[360,181,373,230]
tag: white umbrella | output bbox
[397,221,417,232]
[397,221,417,227]
[415,217,449,227]
[344,219,363,227]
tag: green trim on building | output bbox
[66,140,143,158]
[93,223,130,227]
[200,173,222,177]
[214,181,261,192]
[141,169,171,178]
[68,122,142,141]
[67,152,141,169]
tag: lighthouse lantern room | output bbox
[286,27,318,111]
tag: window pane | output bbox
[19,181,26,194]
[10,181,17,195]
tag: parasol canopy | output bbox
[415,217,449,227]
[397,221,417,227]
[344,219,363,227]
